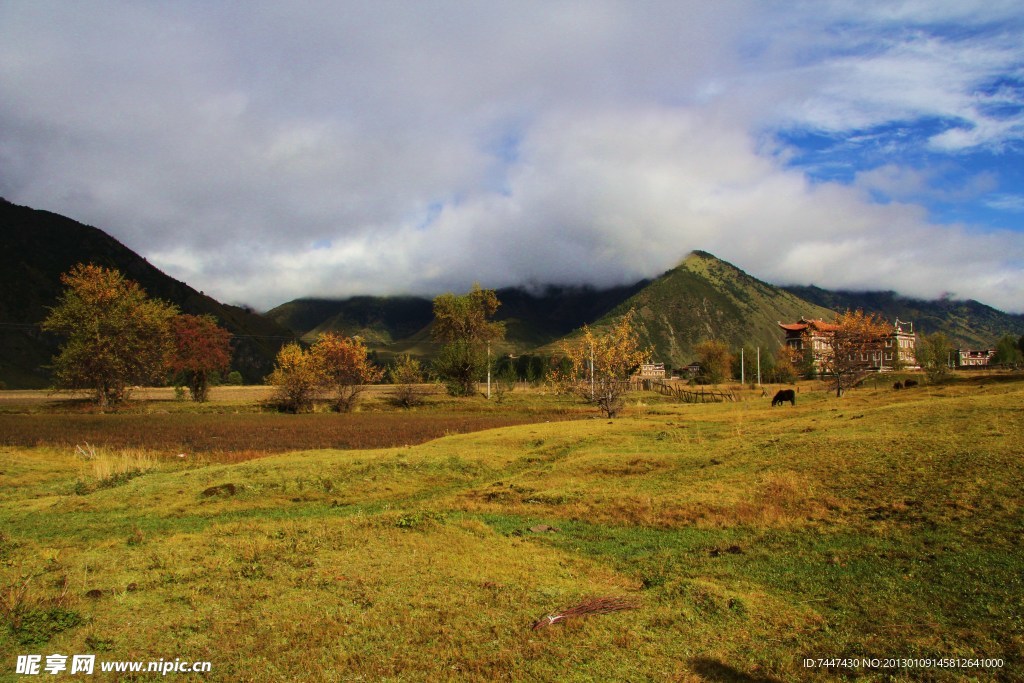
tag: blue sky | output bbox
[1,1,1022,312]
[777,123,1023,225]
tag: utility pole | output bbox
[757,346,761,385]
[486,341,491,400]
[740,347,745,385]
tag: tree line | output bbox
[40,263,1024,413]
[39,265,652,416]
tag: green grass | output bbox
[1,377,1021,681]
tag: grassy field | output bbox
[1,376,1021,681]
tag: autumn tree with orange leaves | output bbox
[548,308,651,418]
[311,332,383,412]
[820,309,891,397]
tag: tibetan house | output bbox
[778,317,918,372]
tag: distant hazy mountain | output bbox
[782,285,1024,349]
[0,198,296,388]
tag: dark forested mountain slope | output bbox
[0,198,294,387]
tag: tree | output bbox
[388,354,429,408]
[42,264,178,406]
[820,309,890,397]
[548,309,651,418]
[311,332,383,412]
[915,332,953,381]
[992,334,1023,367]
[431,284,505,397]
[170,314,233,402]
[695,339,732,384]
[772,345,798,384]
[492,363,518,403]
[266,342,322,413]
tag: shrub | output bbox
[266,343,322,413]
[388,354,429,408]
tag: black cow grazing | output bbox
[893,381,903,390]
[771,389,796,407]
[903,379,918,388]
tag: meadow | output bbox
[0,376,1021,681]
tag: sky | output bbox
[1,1,1023,313]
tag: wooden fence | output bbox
[647,380,737,404]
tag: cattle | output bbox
[903,379,918,388]
[893,381,903,390]
[771,389,796,407]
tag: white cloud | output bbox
[984,194,1024,212]
[1,1,1023,313]
[854,165,998,202]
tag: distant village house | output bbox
[956,348,995,367]
[634,363,667,379]
[683,361,702,378]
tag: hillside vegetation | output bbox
[585,251,835,367]
[1,376,1021,681]
[265,282,647,358]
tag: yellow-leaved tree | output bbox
[266,342,323,413]
[821,309,891,397]
[42,263,179,406]
[548,308,651,418]
[430,284,505,397]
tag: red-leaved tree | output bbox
[170,314,233,402]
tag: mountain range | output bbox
[3,197,1023,388]
[267,252,1024,370]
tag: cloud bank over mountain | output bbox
[1,1,1022,311]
